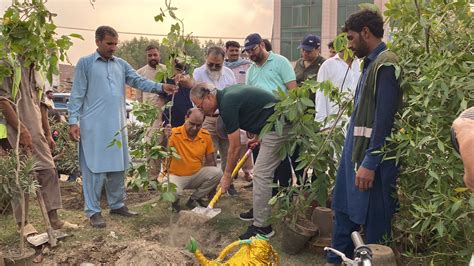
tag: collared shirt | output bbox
[68,51,164,125]
[315,54,361,122]
[245,52,296,94]
[0,65,55,170]
[193,64,236,90]
[68,51,164,172]
[168,125,214,176]
[228,63,250,84]
[217,84,277,134]
[137,63,166,104]
[294,55,325,85]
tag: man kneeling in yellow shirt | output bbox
[167,108,222,212]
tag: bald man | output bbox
[452,107,474,191]
[167,108,222,212]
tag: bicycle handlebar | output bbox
[351,231,365,249]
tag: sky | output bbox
[0,0,274,65]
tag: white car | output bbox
[51,92,138,123]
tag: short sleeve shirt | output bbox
[217,84,277,134]
[245,52,296,94]
[168,125,214,176]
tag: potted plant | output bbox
[0,1,80,263]
[0,151,39,264]
[265,50,353,254]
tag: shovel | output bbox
[190,148,253,219]
[36,190,57,247]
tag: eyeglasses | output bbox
[195,89,216,109]
[246,45,259,54]
[207,62,222,68]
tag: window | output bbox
[292,5,310,27]
[337,0,373,33]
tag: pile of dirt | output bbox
[142,216,235,260]
[51,236,127,264]
[115,240,195,265]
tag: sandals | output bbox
[17,223,38,238]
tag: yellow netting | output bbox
[192,236,278,265]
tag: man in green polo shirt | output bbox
[190,82,285,240]
[244,33,297,93]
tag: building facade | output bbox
[272,0,389,61]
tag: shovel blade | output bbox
[191,206,222,219]
[27,231,68,247]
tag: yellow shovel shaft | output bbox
[208,149,252,209]
[208,187,222,208]
[231,149,251,178]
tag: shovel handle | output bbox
[231,148,252,178]
[208,187,222,208]
[36,191,57,247]
[208,149,252,209]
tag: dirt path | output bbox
[1,177,324,265]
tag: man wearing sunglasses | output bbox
[193,46,238,196]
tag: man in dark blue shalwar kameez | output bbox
[326,9,402,265]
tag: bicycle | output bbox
[324,231,373,266]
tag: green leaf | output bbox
[154,14,164,22]
[185,237,198,253]
[161,191,176,203]
[69,33,84,40]
[300,97,314,107]
[437,140,445,153]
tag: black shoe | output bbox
[90,213,106,228]
[239,208,254,221]
[110,206,139,217]
[170,199,180,213]
[227,184,239,197]
[239,225,275,240]
[185,198,207,209]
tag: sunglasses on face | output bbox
[246,45,259,54]
[207,62,222,68]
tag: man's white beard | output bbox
[206,67,221,81]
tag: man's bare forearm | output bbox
[40,104,51,137]
[0,99,22,132]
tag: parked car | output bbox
[51,92,70,112]
[52,92,136,121]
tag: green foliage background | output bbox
[385,0,473,263]
[114,36,205,70]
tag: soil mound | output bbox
[115,240,195,265]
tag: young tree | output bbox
[115,36,204,70]
[385,0,473,263]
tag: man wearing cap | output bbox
[294,34,325,90]
[244,33,296,93]
[239,33,297,222]
[166,108,221,212]
[193,46,237,195]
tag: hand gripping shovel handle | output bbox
[208,148,253,208]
